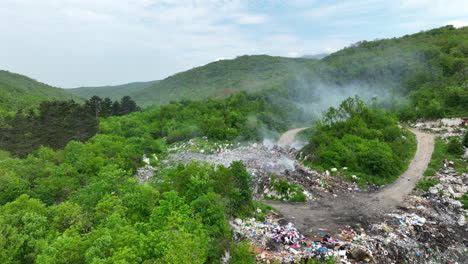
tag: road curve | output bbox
[278,127,309,146]
[374,129,434,208]
[265,128,435,237]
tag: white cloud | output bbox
[235,14,268,25]
[447,20,468,28]
[287,51,300,57]
[397,0,468,18]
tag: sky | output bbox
[0,0,467,88]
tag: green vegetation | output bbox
[101,91,297,143]
[0,133,257,263]
[296,127,314,142]
[0,88,299,263]
[416,179,440,191]
[302,96,417,185]
[447,137,465,156]
[0,96,140,157]
[0,70,80,113]
[68,80,158,100]
[460,194,468,210]
[463,131,468,148]
[267,175,307,202]
[418,136,467,192]
[229,240,257,264]
[424,137,468,177]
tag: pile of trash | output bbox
[167,141,363,198]
[428,160,467,200]
[231,214,376,263]
[232,205,466,263]
[231,157,467,263]
[413,118,465,138]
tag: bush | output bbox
[303,96,416,185]
[229,241,256,264]
[268,176,306,202]
[416,179,440,191]
[463,131,468,148]
[447,137,464,156]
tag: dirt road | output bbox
[277,127,308,146]
[266,128,434,237]
[375,129,434,208]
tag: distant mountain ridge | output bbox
[301,53,329,59]
[68,80,159,100]
[0,70,80,113]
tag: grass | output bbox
[265,176,307,202]
[254,202,279,222]
[459,194,468,210]
[416,179,440,191]
[423,137,468,177]
[417,135,467,192]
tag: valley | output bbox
[0,25,467,264]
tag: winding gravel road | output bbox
[265,128,434,237]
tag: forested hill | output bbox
[0,70,80,113]
[68,55,320,105]
[64,25,467,119]
[68,80,159,100]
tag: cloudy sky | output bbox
[0,0,467,87]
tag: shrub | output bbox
[416,179,440,191]
[463,131,468,148]
[447,137,464,156]
[230,241,256,264]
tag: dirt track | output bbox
[264,128,434,238]
[277,127,308,146]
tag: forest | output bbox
[0,96,140,157]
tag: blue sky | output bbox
[0,0,467,87]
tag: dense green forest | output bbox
[68,26,467,120]
[0,71,80,114]
[100,91,303,144]
[302,97,416,185]
[0,96,140,158]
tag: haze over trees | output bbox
[69,26,467,120]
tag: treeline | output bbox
[302,96,416,185]
[101,91,302,144]
[0,96,139,157]
[86,95,140,118]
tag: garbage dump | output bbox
[231,161,467,263]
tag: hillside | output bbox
[66,26,467,120]
[68,80,158,100]
[0,70,80,113]
[130,55,320,106]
